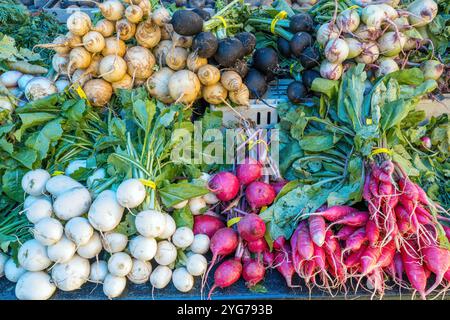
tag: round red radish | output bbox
[237,214,266,242]
[247,238,268,254]
[263,250,274,267]
[208,172,240,202]
[243,260,265,286]
[193,215,225,238]
[245,181,275,209]
[208,259,242,299]
[236,158,262,185]
[271,180,287,195]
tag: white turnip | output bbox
[152,7,171,27]
[135,210,167,238]
[15,272,56,300]
[129,235,157,261]
[375,58,399,77]
[172,267,194,292]
[362,5,386,29]
[344,38,363,59]
[108,252,133,277]
[407,0,438,27]
[87,168,106,188]
[189,234,210,254]
[17,74,34,90]
[355,41,380,64]
[116,178,146,209]
[5,258,26,283]
[116,19,136,41]
[421,60,444,80]
[92,19,115,37]
[168,70,201,104]
[172,227,194,249]
[47,235,76,263]
[55,79,69,92]
[155,240,177,266]
[172,200,188,209]
[64,217,94,246]
[150,265,172,289]
[146,67,174,104]
[89,260,108,283]
[336,9,360,32]
[21,169,50,196]
[83,79,113,107]
[51,254,90,291]
[99,55,127,83]
[324,38,349,63]
[354,24,382,42]
[188,196,207,215]
[18,239,51,272]
[0,253,7,276]
[24,77,58,101]
[316,23,339,46]
[103,274,126,298]
[45,175,82,197]
[186,253,207,276]
[54,187,92,220]
[127,259,152,284]
[67,11,92,36]
[82,31,105,53]
[320,61,343,80]
[158,214,176,239]
[33,217,63,246]
[25,197,52,224]
[378,31,406,56]
[124,46,155,79]
[77,232,102,259]
[135,20,161,49]
[0,71,23,88]
[125,5,144,23]
[72,68,91,86]
[102,37,127,57]
[102,232,128,253]
[165,47,188,71]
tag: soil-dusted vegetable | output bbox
[18,239,51,272]
[150,265,172,289]
[290,13,314,33]
[103,274,126,298]
[202,82,228,105]
[146,67,175,104]
[129,235,157,261]
[52,53,69,75]
[229,84,250,106]
[47,236,76,263]
[193,214,225,238]
[421,60,444,80]
[81,31,105,53]
[407,0,438,27]
[244,69,267,99]
[187,53,208,73]
[24,77,58,101]
[336,9,360,33]
[135,20,161,49]
[299,46,320,69]
[316,23,339,46]
[277,37,291,58]
[152,7,171,27]
[125,4,144,24]
[324,38,349,63]
[287,81,307,103]
[92,19,115,37]
[252,47,278,75]
[99,55,127,83]
[197,64,221,86]
[214,38,245,67]
[344,38,363,59]
[165,47,188,71]
[171,10,203,36]
[245,181,276,209]
[172,32,194,48]
[235,32,256,56]
[88,190,124,232]
[124,46,155,79]
[355,42,380,64]
[168,70,201,104]
[320,60,343,80]
[83,79,113,107]
[153,40,172,66]
[67,11,92,36]
[102,232,128,253]
[375,58,399,77]
[192,32,218,58]
[377,31,406,57]
[116,18,136,41]
[112,74,134,92]
[15,272,56,300]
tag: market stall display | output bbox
[0,0,448,300]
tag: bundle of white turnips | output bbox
[5,167,212,300]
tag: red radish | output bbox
[290,227,300,268]
[344,244,367,268]
[380,160,394,175]
[420,136,432,149]
[444,225,450,240]
[245,181,276,209]
[297,222,314,260]
[371,164,391,182]
[378,181,393,196]
[398,178,419,201]
[236,157,262,185]
[312,205,359,222]
[237,214,266,242]
[193,215,225,238]
[377,240,396,268]
[363,175,371,201]
[394,204,412,234]
[271,180,288,195]
[361,246,381,275]
[422,245,450,295]
[274,245,296,287]
[369,175,379,196]
[335,225,357,240]
[208,258,242,299]
[444,268,450,282]
[309,216,326,247]
[273,236,286,250]
[247,238,268,254]
[416,185,430,205]
[394,252,404,282]
[324,230,338,253]
[263,250,274,267]
[208,172,240,201]
[242,260,265,286]
[365,220,379,246]
[344,227,367,252]
[313,244,327,270]
[401,247,427,299]
[332,211,369,227]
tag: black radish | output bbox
[171,10,203,36]
[214,38,245,67]
[289,32,312,58]
[252,48,278,75]
[287,81,306,103]
[277,38,291,58]
[299,46,320,69]
[289,13,313,33]
[244,69,267,99]
[192,32,218,58]
[302,69,320,89]
[235,32,256,56]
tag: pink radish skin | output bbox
[369,176,379,196]
[422,245,450,295]
[263,250,274,267]
[237,214,266,242]
[380,160,394,175]
[271,180,288,195]
[273,236,286,251]
[365,220,379,246]
[401,247,427,299]
[245,181,276,209]
[313,205,359,222]
[416,184,430,205]
[344,227,367,252]
[208,258,242,299]
[274,244,296,287]
[344,244,367,268]
[242,260,265,286]
[363,175,371,201]
[297,222,314,260]
[247,238,268,254]
[394,252,404,282]
[398,178,419,201]
[313,244,326,270]
[309,215,326,247]
[444,226,450,240]
[378,181,393,196]
[377,240,396,268]
[335,225,357,241]
[210,228,239,258]
[236,158,262,185]
[193,215,225,238]
[371,164,391,182]
[333,211,369,227]
[209,172,240,201]
[324,230,338,253]
[361,246,381,275]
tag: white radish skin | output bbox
[15,272,56,300]
[65,217,94,246]
[88,190,124,232]
[108,252,133,277]
[67,11,92,36]
[90,260,108,283]
[127,259,152,284]
[17,74,34,90]
[336,9,360,33]
[172,227,194,249]
[150,265,172,289]
[5,259,26,282]
[45,175,83,197]
[172,267,194,292]
[189,234,210,254]
[116,19,136,41]
[316,23,339,46]
[151,7,171,27]
[102,232,128,253]
[99,55,127,83]
[135,210,167,238]
[124,46,155,80]
[65,159,87,176]
[186,254,207,276]
[51,254,90,291]
[83,79,113,107]
[33,217,63,246]
[158,214,176,239]
[188,196,207,215]
[0,71,23,88]
[172,200,188,209]
[324,38,349,63]
[18,239,51,272]
[47,235,76,263]
[116,178,146,209]
[92,19,115,37]
[355,42,380,64]
[54,187,92,220]
[125,5,144,23]
[0,253,7,276]
[344,38,363,59]
[21,169,50,196]
[146,67,175,104]
[103,274,126,299]
[77,232,102,259]
[320,61,344,80]
[98,0,125,21]
[129,235,157,261]
[25,197,52,224]
[87,168,106,188]
[25,77,57,101]
[154,240,177,266]
[102,37,127,57]
[203,192,219,205]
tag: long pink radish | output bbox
[398,178,419,201]
[208,258,242,299]
[365,219,379,246]
[297,222,314,260]
[360,246,381,275]
[422,245,450,295]
[377,240,396,268]
[332,211,369,227]
[344,244,367,268]
[309,215,326,247]
[344,227,367,252]
[401,246,427,300]
[274,243,297,287]
[393,252,404,282]
[334,225,357,241]
[311,205,359,222]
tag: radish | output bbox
[33,217,63,246]
[320,60,343,80]
[88,190,124,232]
[65,217,94,246]
[189,234,210,254]
[361,246,382,275]
[159,214,177,239]
[203,193,219,205]
[172,200,188,209]
[116,178,146,209]
[47,235,76,263]
[18,239,51,272]
[129,235,157,261]
[128,259,152,284]
[102,37,127,57]
[297,222,314,260]
[77,232,102,259]
[242,260,265,286]
[5,258,26,283]
[172,227,194,249]
[150,265,172,289]
[124,46,155,79]
[421,60,444,80]
[186,254,207,276]
[377,240,396,268]
[51,254,90,291]
[15,272,56,300]
[316,23,339,46]
[245,181,276,209]
[90,260,108,283]
[92,19,115,37]
[193,214,225,238]
[335,225,357,240]
[108,252,133,277]
[407,0,438,27]
[344,245,367,268]
[208,258,242,298]
[103,274,126,298]
[99,55,127,83]
[236,157,262,185]
[401,246,427,299]
[189,197,207,215]
[168,70,201,104]
[274,244,296,287]
[237,214,266,242]
[208,172,240,202]
[102,232,128,253]
[365,219,380,246]
[155,240,177,266]
[172,267,194,292]
[362,5,386,29]
[86,168,106,188]
[45,175,82,197]
[336,8,360,33]
[25,197,53,224]
[54,187,92,221]
[309,215,326,247]
[21,169,50,196]
[344,227,367,252]
[135,210,166,238]
[324,38,349,64]
[312,205,359,222]
[333,211,369,227]
[422,245,450,294]
[247,238,268,254]
[377,31,407,57]
[355,42,380,64]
